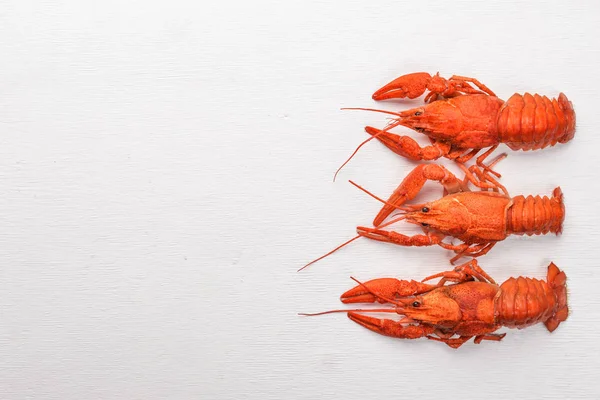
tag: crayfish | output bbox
[357,162,565,263]
[301,160,564,270]
[336,72,575,179]
[301,260,568,348]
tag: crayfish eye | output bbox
[422,207,429,212]
[412,301,421,307]
[421,222,429,227]
[414,111,422,116]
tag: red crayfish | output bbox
[301,161,564,270]
[336,72,575,179]
[358,162,565,263]
[302,260,568,348]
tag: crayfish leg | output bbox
[446,242,496,265]
[427,335,473,349]
[453,148,482,164]
[458,163,504,192]
[474,145,507,178]
[449,75,496,97]
[422,259,497,286]
[474,333,506,344]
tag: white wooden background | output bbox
[0,1,598,399]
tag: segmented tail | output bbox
[507,187,565,236]
[498,92,576,151]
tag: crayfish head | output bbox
[400,288,462,326]
[393,101,462,140]
[405,197,471,236]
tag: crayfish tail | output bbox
[544,262,568,333]
[506,187,565,236]
[498,92,576,151]
[496,263,568,331]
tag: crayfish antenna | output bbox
[348,179,412,212]
[299,308,396,317]
[333,134,380,182]
[298,235,361,272]
[349,179,390,205]
[333,107,405,182]
[341,107,404,118]
[298,183,412,274]
[298,212,408,272]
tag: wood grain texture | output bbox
[0,0,598,399]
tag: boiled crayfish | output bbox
[302,161,565,270]
[355,161,565,264]
[341,72,575,172]
[302,260,568,348]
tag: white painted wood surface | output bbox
[0,1,598,398]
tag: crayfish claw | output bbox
[372,72,432,101]
[356,226,390,241]
[340,290,379,304]
[341,277,400,304]
[347,312,384,331]
[348,312,434,339]
[341,277,436,304]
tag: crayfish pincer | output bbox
[301,260,568,349]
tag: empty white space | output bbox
[0,1,598,399]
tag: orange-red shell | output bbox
[506,187,565,236]
[497,93,575,150]
[336,262,568,346]
[495,277,557,328]
[420,188,564,245]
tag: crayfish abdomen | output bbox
[506,187,565,236]
[498,93,576,151]
[496,262,568,331]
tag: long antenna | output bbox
[333,107,405,181]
